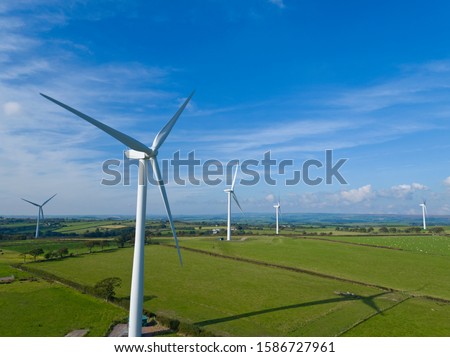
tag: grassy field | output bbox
[2,220,450,337]
[342,297,450,337]
[27,240,450,337]
[175,236,450,301]
[0,238,121,260]
[54,220,132,234]
[320,235,450,257]
[0,246,126,337]
[0,279,126,336]
[30,245,403,336]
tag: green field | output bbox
[54,220,133,234]
[175,236,450,301]
[0,239,98,256]
[0,280,126,336]
[17,236,450,337]
[0,246,126,337]
[2,220,450,337]
[319,235,450,256]
[28,245,406,336]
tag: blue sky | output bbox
[2,0,450,216]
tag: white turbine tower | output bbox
[21,194,57,238]
[224,165,242,241]
[273,197,281,235]
[419,200,427,230]
[40,91,194,337]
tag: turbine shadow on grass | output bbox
[117,295,158,304]
[196,292,388,327]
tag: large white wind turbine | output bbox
[419,200,427,230]
[224,165,242,241]
[21,194,57,238]
[273,197,281,235]
[40,91,194,337]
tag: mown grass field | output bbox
[0,247,126,337]
[53,220,132,234]
[321,235,450,257]
[0,280,126,336]
[29,245,405,336]
[176,236,450,301]
[2,225,450,337]
[0,239,97,256]
[24,235,450,337]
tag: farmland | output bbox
[1,217,450,337]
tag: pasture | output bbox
[0,279,126,336]
[1,220,450,337]
[0,247,126,336]
[320,234,450,257]
[29,244,402,336]
[176,236,450,300]
[24,234,450,337]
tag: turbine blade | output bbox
[40,93,152,155]
[151,91,195,151]
[231,164,239,191]
[42,193,57,206]
[232,192,243,212]
[21,198,40,207]
[151,158,183,265]
[40,207,44,220]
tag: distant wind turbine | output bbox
[419,200,427,230]
[40,91,194,337]
[224,165,243,241]
[21,194,57,238]
[273,197,281,235]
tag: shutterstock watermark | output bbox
[101,150,348,187]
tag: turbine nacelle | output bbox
[125,149,155,160]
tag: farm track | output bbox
[161,243,450,305]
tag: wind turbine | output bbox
[40,91,194,337]
[21,194,57,238]
[273,197,281,235]
[224,165,242,241]
[419,200,427,230]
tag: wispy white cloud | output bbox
[265,193,275,202]
[332,61,450,113]
[3,101,21,116]
[268,0,285,9]
[340,184,374,204]
[379,182,428,200]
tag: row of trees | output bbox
[22,247,69,262]
[85,240,111,253]
[335,226,446,234]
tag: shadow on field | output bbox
[116,295,158,305]
[196,292,388,327]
